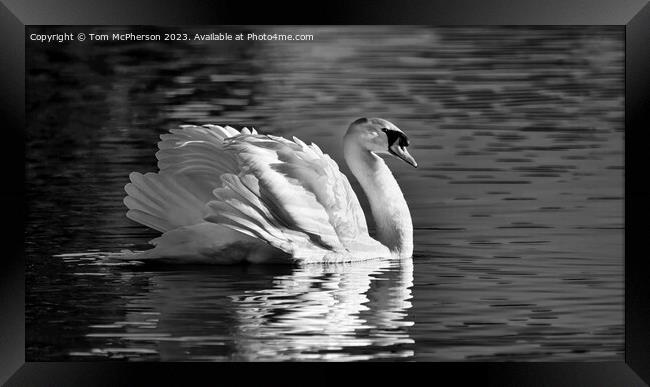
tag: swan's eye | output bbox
[382,128,409,148]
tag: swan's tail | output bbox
[123,172,208,233]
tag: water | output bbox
[26,26,624,361]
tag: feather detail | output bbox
[124,172,206,232]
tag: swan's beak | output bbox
[390,144,418,168]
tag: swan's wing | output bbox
[234,134,369,238]
[155,124,252,199]
[124,172,210,232]
[124,125,256,232]
[125,124,389,262]
[205,133,390,262]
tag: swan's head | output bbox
[345,117,418,168]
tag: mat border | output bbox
[2,1,648,385]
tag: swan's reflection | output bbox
[230,258,414,360]
[91,257,414,361]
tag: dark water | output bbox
[26,26,624,361]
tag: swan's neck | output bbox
[344,142,413,258]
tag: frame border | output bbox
[2,1,648,385]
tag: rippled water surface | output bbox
[26,26,624,361]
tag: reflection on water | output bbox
[62,256,413,361]
[26,26,623,361]
[227,259,413,361]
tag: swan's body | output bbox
[123,118,417,264]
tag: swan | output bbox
[123,117,417,264]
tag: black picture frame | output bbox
[2,0,648,385]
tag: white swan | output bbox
[123,117,417,264]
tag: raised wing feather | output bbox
[232,134,369,242]
[155,124,244,197]
[124,125,257,232]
